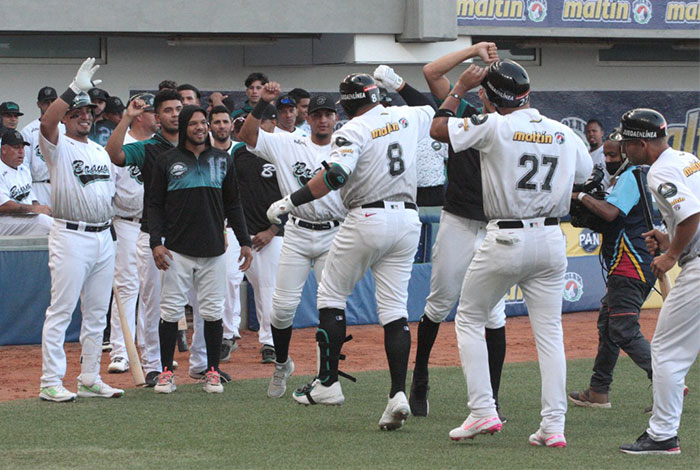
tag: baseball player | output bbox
[0,130,53,235]
[38,58,123,402]
[20,87,64,206]
[619,109,699,455]
[431,59,592,445]
[238,85,346,398]
[268,73,434,431]
[106,93,156,374]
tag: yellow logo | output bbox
[683,160,700,177]
[371,122,400,139]
[513,131,553,144]
[668,108,700,156]
[562,0,631,22]
[670,197,686,205]
[457,0,525,19]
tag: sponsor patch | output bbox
[169,162,187,180]
[632,0,653,24]
[513,131,552,144]
[555,132,565,144]
[563,272,584,302]
[527,0,547,22]
[470,114,489,125]
[431,140,443,151]
[683,160,700,177]
[371,122,400,139]
[657,182,678,198]
[670,197,686,205]
[578,228,601,253]
[334,136,352,147]
[399,118,409,128]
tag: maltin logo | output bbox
[528,0,547,22]
[563,272,584,302]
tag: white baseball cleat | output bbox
[108,356,129,373]
[449,414,503,441]
[268,357,295,398]
[379,391,410,431]
[204,368,224,394]
[293,378,344,406]
[77,379,124,398]
[39,385,77,402]
[154,369,176,394]
[529,428,567,448]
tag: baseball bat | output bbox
[112,284,146,386]
[632,167,671,299]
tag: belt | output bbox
[361,201,418,211]
[33,179,50,184]
[65,221,112,232]
[496,217,559,229]
[291,216,340,231]
[115,215,141,223]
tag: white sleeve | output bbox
[0,177,10,206]
[246,129,289,166]
[38,130,58,167]
[327,123,366,175]
[648,164,700,226]
[28,186,38,204]
[406,105,435,142]
[447,113,497,153]
[573,137,594,184]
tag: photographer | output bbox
[568,131,656,408]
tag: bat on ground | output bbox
[112,284,146,386]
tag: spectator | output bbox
[0,101,23,135]
[585,118,611,189]
[88,88,113,146]
[88,88,109,122]
[0,129,52,235]
[103,96,125,125]
[176,84,201,106]
[288,87,311,135]
[158,80,178,91]
[231,72,268,119]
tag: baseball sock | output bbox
[271,325,292,364]
[317,308,346,386]
[413,315,441,378]
[384,318,411,398]
[485,326,506,404]
[204,319,223,371]
[159,319,179,372]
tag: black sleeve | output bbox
[148,154,168,249]
[398,83,437,110]
[223,156,252,248]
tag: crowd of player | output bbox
[0,42,697,455]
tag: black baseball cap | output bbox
[276,95,297,109]
[105,96,125,114]
[88,87,109,102]
[261,104,277,120]
[1,129,30,146]
[0,102,23,116]
[307,94,337,114]
[129,92,155,112]
[37,86,58,102]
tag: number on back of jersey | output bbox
[387,142,405,177]
[516,153,559,192]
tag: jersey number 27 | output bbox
[517,153,559,192]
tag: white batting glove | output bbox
[373,65,404,92]
[69,57,102,94]
[267,195,296,224]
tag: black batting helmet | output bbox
[619,108,667,140]
[338,73,380,118]
[482,59,530,109]
[69,92,98,111]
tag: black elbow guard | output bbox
[322,162,349,190]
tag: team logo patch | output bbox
[334,136,352,147]
[527,0,547,22]
[72,160,110,186]
[292,162,320,186]
[470,114,489,126]
[431,140,442,151]
[129,165,144,184]
[562,272,584,303]
[261,163,276,178]
[169,162,187,180]
[657,182,677,199]
[555,132,565,144]
[399,118,409,128]
[632,0,652,24]
[578,229,601,254]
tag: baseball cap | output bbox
[307,94,337,114]
[105,96,125,114]
[37,86,58,102]
[0,101,23,116]
[1,129,30,146]
[129,92,155,112]
[261,104,277,120]
[88,87,110,102]
[276,94,297,109]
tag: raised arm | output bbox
[423,42,497,101]
[239,82,281,149]
[105,97,146,166]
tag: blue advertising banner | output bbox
[457,0,700,29]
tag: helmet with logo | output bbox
[337,73,380,118]
[481,59,530,108]
[619,108,667,140]
[68,92,98,111]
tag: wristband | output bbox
[434,108,456,119]
[450,93,461,100]
[577,192,588,202]
[60,88,77,105]
[250,99,270,119]
[290,185,314,206]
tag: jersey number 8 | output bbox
[387,142,405,177]
[517,153,559,192]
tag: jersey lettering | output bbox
[72,160,111,186]
[516,153,559,192]
[386,142,405,177]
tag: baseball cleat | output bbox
[39,385,77,402]
[293,378,344,406]
[268,357,294,398]
[77,379,124,398]
[204,368,224,394]
[144,371,160,388]
[190,368,231,383]
[154,369,176,394]
[568,388,611,408]
[620,431,680,455]
[449,415,502,441]
[108,356,129,374]
[409,373,429,417]
[220,337,239,362]
[379,391,410,431]
[529,428,567,448]
[261,345,276,364]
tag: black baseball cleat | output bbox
[409,373,429,417]
[620,431,681,455]
[144,371,160,388]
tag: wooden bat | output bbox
[112,284,146,386]
[632,167,671,299]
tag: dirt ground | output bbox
[0,309,661,401]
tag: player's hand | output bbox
[238,245,253,271]
[267,195,295,224]
[474,42,498,63]
[209,92,228,106]
[251,228,275,252]
[373,65,404,92]
[153,245,173,271]
[70,57,101,93]
[642,229,670,255]
[650,253,676,278]
[261,82,281,103]
[125,98,146,120]
[457,64,488,91]
[571,192,580,201]
[31,204,52,216]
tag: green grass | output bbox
[0,358,697,469]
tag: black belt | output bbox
[497,217,559,229]
[65,222,112,232]
[361,201,418,211]
[291,216,340,231]
[115,215,141,223]
[34,179,50,184]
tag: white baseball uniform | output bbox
[0,159,52,235]
[39,130,115,389]
[248,130,346,329]
[447,108,592,433]
[222,142,244,341]
[317,104,433,325]
[20,119,65,206]
[645,148,700,441]
[589,145,611,191]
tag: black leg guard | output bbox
[485,326,506,403]
[413,315,441,378]
[317,308,346,386]
[384,318,411,398]
[159,319,179,372]
[272,325,293,364]
[204,319,223,371]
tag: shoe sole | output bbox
[530,436,567,447]
[450,423,502,441]
[379,410,409,431]
[620,448,681,455]
[568,396,611,408]
[77,391,123,398]
[39,395,76,402]
[204,385,224,393]
[155,386,176,394]
[293,396,344,406]
[107,367,129,374]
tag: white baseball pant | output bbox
[455,220,568,433]
[647,256,700,441]
[136,230,162,374]
[41,219,115,387]
[0,213,52,235]
[223,227,244,339]
[245,235,283,346]
[424,210,506,328]
[109,217,140,361]
[271,221,338,329]
[318,204,421,325]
